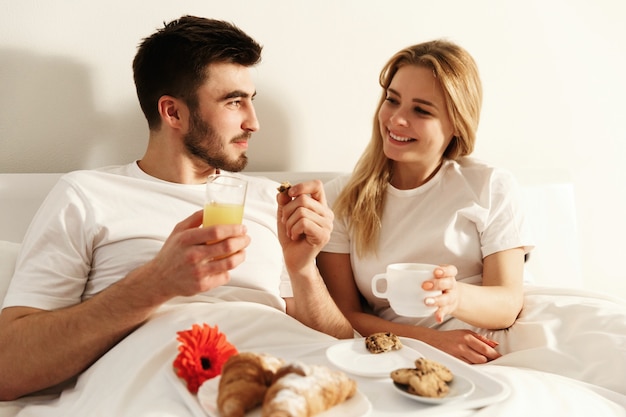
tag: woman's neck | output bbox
[390,159,444,189]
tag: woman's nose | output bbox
[389,109,409,127]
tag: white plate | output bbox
[392,374,476,405]
[325,338,423,378]
[197,375,372,417]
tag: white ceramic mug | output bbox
[371,263,442,317]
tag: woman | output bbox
[317,40,533,364]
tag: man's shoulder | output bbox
[60,163,136,184]
[50,164,143,203]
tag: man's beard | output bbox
[184,109,249,172]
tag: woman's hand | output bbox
[424,250,524,330]
[422,264,460,323]
[422,328,501,364]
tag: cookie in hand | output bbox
[277,181,292,193]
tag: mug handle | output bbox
[371,273,387,298]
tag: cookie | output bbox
[277,182,292,193]
[390,368,422,385]
[408,372,450,398]
[391,357,455,398]
[414,358,453,382]
[365,332,403,354]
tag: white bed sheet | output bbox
[1,172,625,415]
[442,285,626,396]
[2,291,625,417]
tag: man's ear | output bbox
[158,95,188,130]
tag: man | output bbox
[0,16,352,401]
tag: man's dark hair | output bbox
[133,16,263,130]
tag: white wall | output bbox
[1,0,625,298]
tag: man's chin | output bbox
[220,156,248,172]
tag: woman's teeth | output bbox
[389,131,414,142]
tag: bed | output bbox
[1,172,625,417]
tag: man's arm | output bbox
[0,273,164,400]
[0,210,249,400]
[276,181,353,339]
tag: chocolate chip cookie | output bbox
[365,332,403,354]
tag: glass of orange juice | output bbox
[203,174,247,227]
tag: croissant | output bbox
[262,362,357,417]
[217,352,284,417]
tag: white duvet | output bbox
[1,286,625,417]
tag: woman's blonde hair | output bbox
[333,39,483,257]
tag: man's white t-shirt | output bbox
[323,157,534,326]
[3,162,290,312]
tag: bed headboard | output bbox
[0,172,582,289]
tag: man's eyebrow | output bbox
[387,87,437,108]
[220,90,257,101]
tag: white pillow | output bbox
[0,241,20,304]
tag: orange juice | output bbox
[203,202,244,227]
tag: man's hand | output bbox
[0,210,250,400]
[277,181,353,339]
[143,209,250,300]
[276,180,333,273]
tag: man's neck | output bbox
[138,145,216,185]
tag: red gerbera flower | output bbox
[173,323,238,393]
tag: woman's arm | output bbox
[317,251,503,364]
[427,248,525,329]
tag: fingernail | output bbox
[425,298,435,305]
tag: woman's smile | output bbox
[388,129,416,143]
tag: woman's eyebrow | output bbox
[388,87,437,109]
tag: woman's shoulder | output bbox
[454,156,496,173]
[445,157,520,199]
[452,157,516,184]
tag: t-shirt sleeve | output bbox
[321,176,351,254]
[2,176,93,310]
[480,170,535,257]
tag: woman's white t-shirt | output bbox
[3,162,290,311]
[323,157,534,326]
